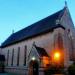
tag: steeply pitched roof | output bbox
[34,45,49,57]
[28,44,49,60]
[1,7,66,48]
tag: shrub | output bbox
[44,64,64,75]
[68,62,75,75]
[0,61,5,73]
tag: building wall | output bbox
[1,27,68,74]
[2,30,54,67]
[0,48,1,53]
[60,7,75,32]
[60,7,75,65]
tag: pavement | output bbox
[0,73,19,75]
[0,73,8,75]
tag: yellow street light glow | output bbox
[54,52,60,61]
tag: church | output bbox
[0,6,75,75]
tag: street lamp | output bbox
[31,57,36,61]
[54,52,60,60]
[53,51,61,63]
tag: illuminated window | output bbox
[42,56,49,67]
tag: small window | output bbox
[17,47,20,66]
[7,50,9,66]
[24,45,27,66]
[11,48,14,66]
[67,30,74,61]
[69,36,74,61]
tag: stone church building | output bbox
[0,6,75,75]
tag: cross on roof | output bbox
[65,0,67,7]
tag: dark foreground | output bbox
[0,73,19,75]
[0,73,67,75]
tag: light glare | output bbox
[32,57,36,61]
[54,52,60,61]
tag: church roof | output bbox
[1,7,66,48]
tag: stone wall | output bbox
[1,27,71,74]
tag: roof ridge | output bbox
[1,7,65,48]
[13,7,65,35]
[34,45,49,57]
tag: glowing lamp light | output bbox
[32,57,36,61]
[53,52,60,61]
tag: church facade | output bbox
[0,6,75,75]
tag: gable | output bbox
[60,7,75,39]
[28,44,49,62]
[60,7,74,30]
[28,45,39,62]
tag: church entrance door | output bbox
[28,60,39,75]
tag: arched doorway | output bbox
[28,60,39,75]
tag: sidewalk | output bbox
[0,73,19,75]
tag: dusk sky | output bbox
[0,0,75,45]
